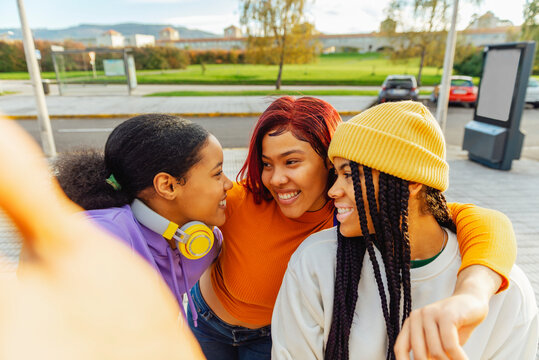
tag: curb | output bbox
[4,110,365,120]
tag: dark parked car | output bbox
[378,75,418,103]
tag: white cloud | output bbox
[310,0,390,34]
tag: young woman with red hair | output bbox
[187,96,517,360]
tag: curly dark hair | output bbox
[55,114,209,210]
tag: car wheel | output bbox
[535,102,539,109]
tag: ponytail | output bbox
[55,149,131,210]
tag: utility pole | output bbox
[436,0,459,134]
[16,0,56,157]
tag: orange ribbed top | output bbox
[212,182,334,325]
[211,183,515,326]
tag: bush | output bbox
[187,49,246,64]
[0,42,190,73]
[132,46,189,70]
[0,41,27,72]
[0,40,87,73]
[454,50,483,77]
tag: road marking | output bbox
[58,128,114,133]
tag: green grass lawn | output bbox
[0,52,444,86]
[2,52,535,87]
[137,53,446,86]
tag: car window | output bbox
[386,79,413,88]
[529,79,539,88]
[451,79,473,87]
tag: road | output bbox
[14,105,539,160]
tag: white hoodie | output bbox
[272,227,538,360]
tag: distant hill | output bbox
[0,23,220,41]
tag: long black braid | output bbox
[326,163,412,360]
[326,162,456,360]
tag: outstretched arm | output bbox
[394,203,516,359]
[394,265,500,359]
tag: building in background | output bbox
[467,11,513,30]
[96,30,125,48]
[159,27,180,41]
[224,25,242,38]
[125,34,155,47]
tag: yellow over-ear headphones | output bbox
[163,221,214,260]
[130,199,214,260]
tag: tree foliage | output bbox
[521,0,539,74]
[240,0,319,89]
[453,50,483,77]
[386,0,482,85]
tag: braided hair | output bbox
[325,163,454,360]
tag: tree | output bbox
[521,0,539,74]
[387,0,482,85]
[241,0,317,89]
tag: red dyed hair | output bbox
[237,96,342,203]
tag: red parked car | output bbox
[430,76,477,106]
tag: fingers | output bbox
[395,307,468,360]
[439,317,469,360]
[423,314,449,360]
[394,318,412,360]
[409,310,428,359]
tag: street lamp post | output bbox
[435,0,460,134]
[15,0,56,157]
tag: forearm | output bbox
[454,265,502,303]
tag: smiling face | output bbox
[173,135,233,227]
[328,157,378,237]
[261,130,330,219]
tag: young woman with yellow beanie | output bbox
[271,101,537,360]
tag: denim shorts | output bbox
[187,282,272,360]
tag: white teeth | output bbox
[337,207,353,214]
[219,200,226,206]
[278,191,299,200]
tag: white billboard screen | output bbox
[476,49,521,122]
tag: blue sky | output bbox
[1,0,527,35]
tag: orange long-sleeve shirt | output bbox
[211,182,516,326]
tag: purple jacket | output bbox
[85,205,221,325]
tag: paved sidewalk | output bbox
[0,80,381,117]
[0,94,377,118]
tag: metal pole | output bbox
[51,52,63,96]
[123,49,132,96]
[16,0,57,157]
[435,0,459,134]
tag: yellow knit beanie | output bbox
[328,101,448,191]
